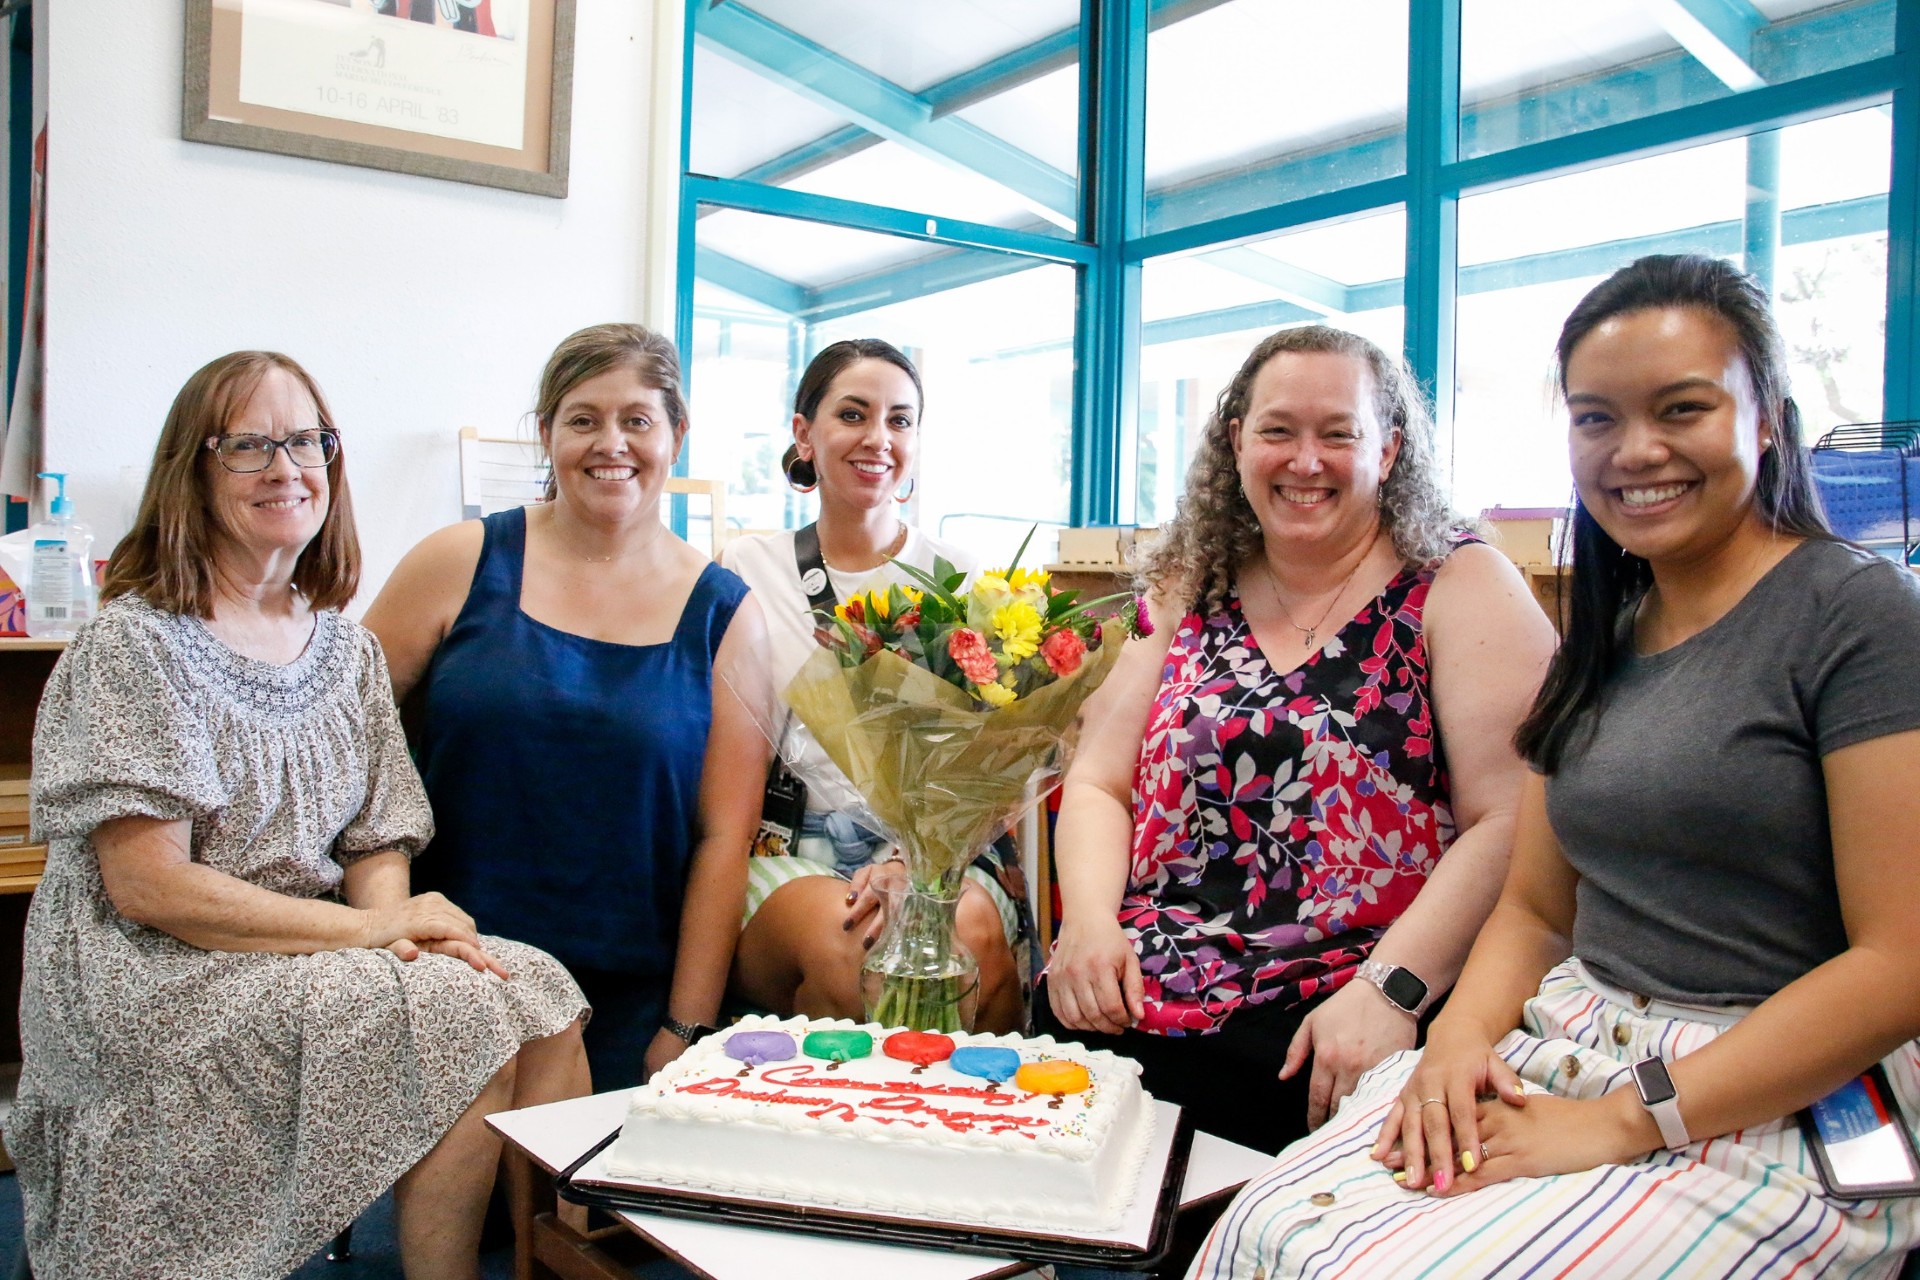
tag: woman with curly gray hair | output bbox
[1039,325,1555,1155]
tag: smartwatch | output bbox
[663,1016,717,1045]
[1631,1055,1691,1149]
[1357,959,1431,1017]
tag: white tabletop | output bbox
[490,1089,1273,1280]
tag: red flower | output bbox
[1039,627,1086,677]
[947,627,1000,685]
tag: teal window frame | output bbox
[676,0,1920,529]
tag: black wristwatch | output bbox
[663,1016,716,1044]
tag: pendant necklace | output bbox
[1258,532,1377,651]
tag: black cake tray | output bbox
[555,1106,1194,1270]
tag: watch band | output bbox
[662,1016,707,1045]
[1357,959,1432,1017]
[1632,1056,1691,1149]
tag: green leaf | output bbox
[889,556,968,617]
[1007,524,1037,575]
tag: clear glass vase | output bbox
[859,873,980,1034]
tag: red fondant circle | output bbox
[882,1030,956,1066]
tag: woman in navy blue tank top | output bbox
[367,324,769,1087]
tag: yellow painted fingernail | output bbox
[1461,1150,1477,1173]
[1391,1171,1407,1184]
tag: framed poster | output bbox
[184,0,576,197]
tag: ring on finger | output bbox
[1480,1141,1490,1163]
[1418,1097,1447,1110]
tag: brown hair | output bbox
[536,323,688,501]
[1141,324,1464,616]
[102,351,360,616]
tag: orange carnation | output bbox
[947,627,999,685]
[1039,627,1086,677]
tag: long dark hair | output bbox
[1515,254,1833,772]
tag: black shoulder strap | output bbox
[792,523,838,617]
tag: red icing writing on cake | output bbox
[756,1063,1026,1105]
[681,1073,1051,1136]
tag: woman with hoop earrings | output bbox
[721,339,1026,1032]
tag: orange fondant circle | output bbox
[1015,1060,1090,1095]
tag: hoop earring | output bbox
[894,475,916,504]
[785,454,818,493]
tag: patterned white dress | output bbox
[12,596,588,1280]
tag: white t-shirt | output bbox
[721,525,976,815]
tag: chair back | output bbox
[456,426,728,555]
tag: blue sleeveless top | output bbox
[414,507,748,976]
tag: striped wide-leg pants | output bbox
[1188,960,1920,1280]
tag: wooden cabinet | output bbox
[0,639,57,1081]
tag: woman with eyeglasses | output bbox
[15,351,589,1279]
[366,323,770,1089]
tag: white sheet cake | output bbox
[602,1014,1156,1233]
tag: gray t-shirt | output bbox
[1547,539,1920,1005]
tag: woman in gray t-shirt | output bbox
[1190,255,1920,1279]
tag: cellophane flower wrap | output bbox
[782,536,1146,1030]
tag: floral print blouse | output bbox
[1123,551,1463,1034]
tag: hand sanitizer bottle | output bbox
[25,472,97,639]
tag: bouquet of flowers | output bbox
[782,531,1147,1031]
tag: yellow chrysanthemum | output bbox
[1008,567,1051,593]
[991,601,1044,661]
[973,680,1016,708]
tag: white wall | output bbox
[43,0,662,607]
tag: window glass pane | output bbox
[690,1,1081,237]
[1133,209,1407,526]
[691,207,1075,564]
[1461,0,1893,159]
[1451,108,1889,517]
[1145,0,1408,236]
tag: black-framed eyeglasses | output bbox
[205,430,340,473]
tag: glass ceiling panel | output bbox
[689,47,853,180]
[690,1,1082,234]
[950,63,1082,177]
[696,207,941,292]
[746,0,1080,95]
[1460,0,1893,159]
[778,140,1046,232]
[1144,0,1409,236]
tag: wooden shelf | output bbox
[0,637,66,652]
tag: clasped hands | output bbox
[361,892,508,979]
[1370,1024,1659,1195]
